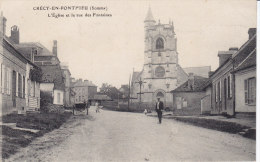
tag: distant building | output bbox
[61,63,72,107]
[71,79,97,104]
[171,73,208,115]
[0,14,41,115]
[183,66,211,78]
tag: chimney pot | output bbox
[10,25,20,44]
[52,40,57,56]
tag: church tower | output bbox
[140,7,188,108]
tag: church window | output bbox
[156,38,164,49]
[156,92,164,98]
[155,66,165,78]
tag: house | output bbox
[232,30,256,114]
[171,73,209,115]
[13,33,66,106]
[71,79,97,104]
[61,63,72,107]
[0,14,41,115]
[40,65,65,105]
[206,28,256,116]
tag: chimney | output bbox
[188,73,194,90]
[217,48,237,66]
[52,40,57,56]
[208,71,214,77]
[0,12,7,36]
[10,25,20,44]
[248,28,256,40]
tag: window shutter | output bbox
[219,81,221,101]
[23,76,25,98]
[1,64,4,93]
[230,74,232,97]
[244,79,248,104]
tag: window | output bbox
[1,64,5,93]
[18,73,22,98]
[156,38,164,49]
[57,93,60,103]
[23,76,25,98]
[245,77,256,105]
[219,81,221,102]
[156,92,164,98]
[227,75,232,98]
[7,68,11,95]
[214,84,217,102]
[0,64,2,93]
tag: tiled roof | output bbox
[3,36,39,69]
[183,66,210,78]
[15,42,53,56]
[40,65,65,90]
[171,76,209,92]
[233,49,256,73]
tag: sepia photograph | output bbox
[0,0,258,161]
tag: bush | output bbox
[40,91,53,113]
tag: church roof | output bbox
[144,6,155,22]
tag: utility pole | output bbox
[135,78,146,109]
[128,74,131,111]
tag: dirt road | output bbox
[7,108,255,161]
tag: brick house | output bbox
[206,28,256,116]
[171,73,209,115]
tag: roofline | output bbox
[4,37,40,69]
[233,48,256,71]
[210,33,256,78]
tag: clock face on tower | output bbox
[155,66,165,77]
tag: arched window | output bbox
[156,92,164,98]
[156,38,164,49]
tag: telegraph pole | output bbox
[128,74,131,111]
[135,78,146,109]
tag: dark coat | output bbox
[155,101,164,112]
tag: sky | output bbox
[0,0,257,88]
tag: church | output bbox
[130,7,189,109]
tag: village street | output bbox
[8,108,255,162]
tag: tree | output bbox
[99,83,123,100]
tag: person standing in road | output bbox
[155,98,164,124]
[95,102,100,113]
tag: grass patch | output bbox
[1,112,72,159]
[171,117,250,133]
